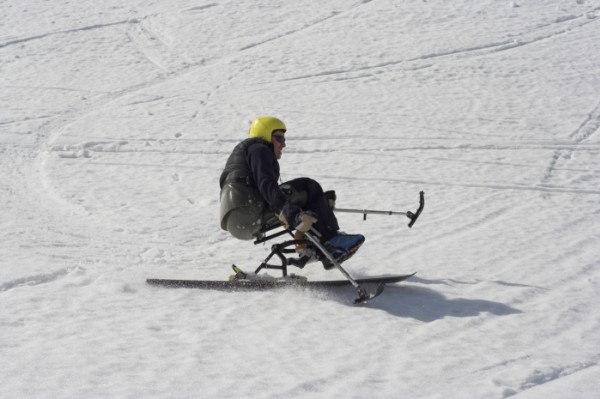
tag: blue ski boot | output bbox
[321,233,365,270]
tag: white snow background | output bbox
[2,0,600,398]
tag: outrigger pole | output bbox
[305,191,425,304]
[334,191,425,227]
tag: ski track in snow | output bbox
[541,100,600,186]
[125,18,192,72]
[279,8,600,83]
[502,360,600,398]
[0,20,135,49]
[0,267,80,293]
[238,0,374,52]
[29,1,382,162]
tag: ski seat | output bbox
[219,176,279,241]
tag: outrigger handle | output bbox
[335,191,425,228]
[407,191,425,228]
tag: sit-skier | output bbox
[219,116,364,268]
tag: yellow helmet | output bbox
[248,116,286,142]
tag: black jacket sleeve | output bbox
[247,142,286,213]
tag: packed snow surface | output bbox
[2,0,600,398]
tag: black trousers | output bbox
[280,177,339,241]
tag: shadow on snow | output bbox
[369,284,521,321]
[326,277,523,321]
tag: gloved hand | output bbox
[279,203,301,229]
[278,204,318,232]
[295,211,318,233]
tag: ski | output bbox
[146,272,415,291]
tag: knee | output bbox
[301,178,324,196]
[283,177,324,201]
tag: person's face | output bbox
[271,130,286,159]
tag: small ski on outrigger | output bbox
[147,191,424,304]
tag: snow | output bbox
[2,0,600,397]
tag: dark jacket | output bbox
[220,138,287,213]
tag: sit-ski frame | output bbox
[251,191,425,304]
[252,224,311,277]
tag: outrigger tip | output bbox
[353,283,385,304]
